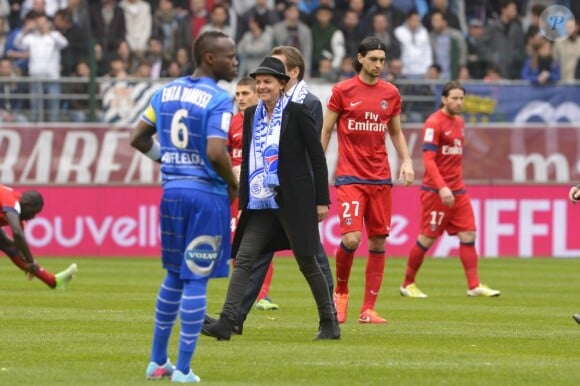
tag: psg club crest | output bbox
[345,217,353,226]
[184,235,222,277]
[380,100,388,109]
[263,145,279,173]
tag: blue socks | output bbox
[175,278,208,374]
[150,271,183,365]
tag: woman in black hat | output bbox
[203,56,339,340]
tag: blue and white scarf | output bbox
[288,80,310,104]
[248,94,288,209]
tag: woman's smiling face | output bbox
[255,74,284,106]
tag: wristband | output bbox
[145,139,161,161]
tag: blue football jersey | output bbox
[141,76,233,195]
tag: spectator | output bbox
[340,9,364,59]
[274,0,311,25]
[385,57,404,82]
[237,12,273,77]
[89,0,126,65]
[318,55,337,82]
[179,0,208,43]
[199,4,235,39]
[53,8,89,77]
[524,2,545,44]
[235,0,275,20]
[133,59,152,78]
[66,59,91,123]
[164,59,181,78]
[7,0,22,30]
[370,12,401,61]
[457,64,471,80]
[20,0,65,19]
[429,10,466,80]
[465,18,486,79]
[478,0,526,79]
[175,46,194,75]
[107,54,129,79]
[152,0,181,60]
[483,63,504,82]
[362,0,405,33]
[272,3,312,78]
[0,18,7,55]
[337,55,356,81]
[4,10,36,76]
[143,36,167,79]
[392,0,430,17]
[66,0,91,39]
[422,0,461,31]
[119,0,152,55]
[238,0,278,40]
[116,39,139,75]
[0,56,28,123]
[344,0,366,22]
[553,18,580,82]
[214,0,238,41]
[15,12,67,122]
[521,38,559,85]
[394,9,433,78]
[310,5,345,78]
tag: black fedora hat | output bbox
[249,56,290,82]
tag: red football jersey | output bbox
[227,111,244,168]
[0,184,21,226]
[421,110,465,191]
[327,76,402,183]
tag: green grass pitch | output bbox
[1,257,579,385]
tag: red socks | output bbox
[362,250,385,311]
[403,241,428,287]
[7,250,56,288]
[334,242,355,294]
[459,242,480,289]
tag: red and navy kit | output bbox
[420,110,475,237]
[0,185,21,226]
[227,111,244,235]
[421,109,464,192]
[227,111,244,168]
[327,77,402,237]
[327,76,402,185]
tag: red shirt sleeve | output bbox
[422,118,446,190]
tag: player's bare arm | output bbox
[387,115,414,186]
[5,211,37,274]
[321,109,339,152]
[207,137,239,204]
[130,120,161,162]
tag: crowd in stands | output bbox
[0,0,579,122]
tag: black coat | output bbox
[232,101,330,257]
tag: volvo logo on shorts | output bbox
[381,100,388,109]
[184,235,222,276]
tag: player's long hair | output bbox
[353,36,387,73]
[439,80,466,108]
